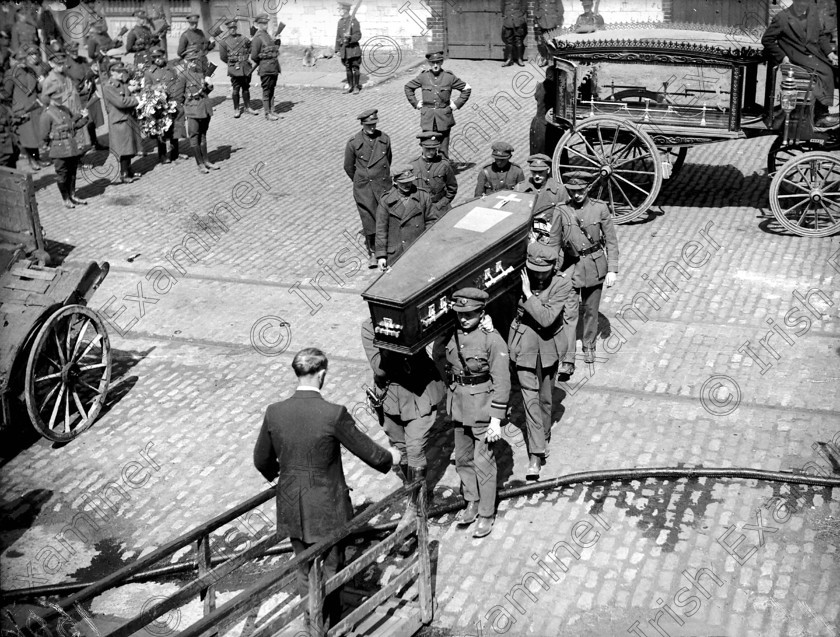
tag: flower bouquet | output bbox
[135,78,178,138]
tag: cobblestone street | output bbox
[1,59,839,637]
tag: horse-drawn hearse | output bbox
[538,22,840,236]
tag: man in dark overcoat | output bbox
[9,46,46,172]
[343,108,392,268]
[501,0,528,67]
[404,50,471,159]
[336,1,362,94]
[253,348,399,631]
[532,0,564,66]
[548,171,619,366]
[409,132,457,217]
[102,61,142,184]
[375,164,436,271]
[761,0,838,128]
[250,13,281,121]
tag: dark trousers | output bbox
[260,73,278,110]
[533,23,558,60]
[119,155,135,177]
[382,410,435,469]
[187,116,210,165]
[290,538,345,629]
[230,74,252,111]
[0,147,19,168]
[516,358,557,455]
[578,284,603,350]
[502,23,527,48]
[453,423,496,517]
[342,56,361,89]
[53,155,80,199]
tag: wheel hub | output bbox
[600,165,613,178]
[810,189,823,204]
[61,363,79,385]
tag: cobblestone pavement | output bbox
[1,59,839,637]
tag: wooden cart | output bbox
[542,23,840,236]
[0,167,111,442]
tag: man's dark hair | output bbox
[292,348,328,377]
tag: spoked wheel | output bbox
[24,305,111,442]
[767,138,821,175]
[769,152,840,237]
[552,116,663,223]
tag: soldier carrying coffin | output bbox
[514,153,568,244]
[474,141,525,197]
[410,131,457,218]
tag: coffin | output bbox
[362,190,536,354]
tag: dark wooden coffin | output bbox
[362,190,536,354]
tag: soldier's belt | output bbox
[578,245,603,257]
[422,102,444,107]
[447,370,490,385]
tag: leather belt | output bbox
[578,245,603,257]
[447,370,490,385]
[422,102,444,107]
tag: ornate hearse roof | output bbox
[546,22,765,63]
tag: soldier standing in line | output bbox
[404,50,471,159]
[361,317,445,528]
[64,41,108,152]
[508,243,576,479]
[175,46,218,174]
[40,89,89,209]
[433,288,510,539]
[219,19,256,118]
[125,10,155,66]
[573,0,605,33]
[11,7,39,52]
[501,0,528,67]
[344,108,392,268]
[250,14,281,121]
[102,61,141,184]
[335,1,362,94]
[144,47,178,164]
[409,132,457,217]
[548,171,619,366]
[514,153,568,244]
[178,13,215,72]
[375,165,436,271]
[532,0,564,67]
[474,141,525,197]
[87,20,123,66]
[147,5,170,58]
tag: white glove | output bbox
[485,418,501,443]
[389,447,402,466]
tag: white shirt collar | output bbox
[297,386,322,394]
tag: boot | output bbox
[266,95,279,120]
[243,90,258,115]
[352,68,361,94]
[501,45,513,67]
[157,141,170,164]
[397,466,424,532]
[201,140,219,170]
[365,234,377,269]
[473,515,495,538]
[344,68,354,93]
[517,43,527,66]
[583,347,595,364]
[232,92,241,118]
[457,501,480,526]
[526,454,541,480]
[27,153,41,172]
[57,183,75,208]
[89,123,108,150]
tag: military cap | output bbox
[425,50,444,62]
[254,13,270,23]
[150,47,166,57]
[392,164,415,183]
[133,9,147,18]
[109,61,127,73]
[417,131,442,148]
[564,170,593,190]
[451,288,489,312]
[527,153,552,171]
[225,18,238,28]
[357,108,378,124]
[526,242,557,272]
[491,141,514,158]
[186,13,200,22]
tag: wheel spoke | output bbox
[38,381,62,413]
[78,362,107,372]
[613,168,656,176]
[64,389,71,433]
[53,331,67,366]
[780,177,810,194]
[613,152,653,169]
[71,319,91,362]
[79,379,103,394]
[74,334,103,365]
[72,391,89,423]
[610,177,635,211]
[613,172,651,196]
[35,371,63,383]
[49,383,66,431]
[565,145,602,167]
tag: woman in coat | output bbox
[102,61,142,184]
[40,88,90,208]
[175,46,217,173]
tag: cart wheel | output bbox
[661,147,688,180]
[767,137,820,175]
[552,116,663,223]
[769,152,840,237]
[24,305,111,442]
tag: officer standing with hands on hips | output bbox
[404,49,471,159]
[474,141,525,197]
[549,171,619,367]
[508,243,576,478]
[434,288,510,539]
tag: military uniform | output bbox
[410,132,457,217]
[501,0,528,67]
[433,289,510,537]
[9,59,42,154]
[573,10,605,33]
[178,25,214,60]
[474,141,525,197]
[404,52,471,158]
[375,165,436,265]
[250,16,281,120]
[515,153,569,242]
[87,30,120,64]
[125,13,155,66]
[102,63,141,182]
[0,101,19,168]
[145,49,179,162]
[174,51,217,174]
[508,244,575,474]
[65,48,104,134]
[336,5,362,94]
[40,98,90,207]
[533,0,564,65]
[344,108,392,261]
[219,22,254,115]
[548,175,619,361]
